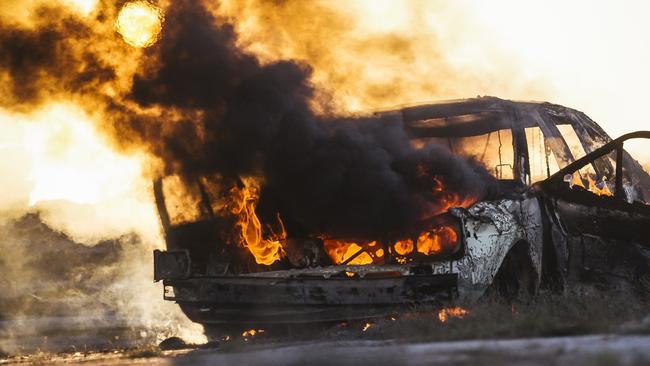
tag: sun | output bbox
[115,1,163,48]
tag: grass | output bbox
[355,289,650,342]
[3,288,648,361]
[126,345,162,358]
[216,288,650,346]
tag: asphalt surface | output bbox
[18,334,649,366]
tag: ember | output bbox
[242,329,264,338]
[437,307,469,322]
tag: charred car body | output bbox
[153,97,650,325]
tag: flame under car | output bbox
[153,97,650,326]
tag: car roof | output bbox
[373,96,610,140]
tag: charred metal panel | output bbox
[239,264,413,278]
[536,129,650,291]
[553,198,650,243]
[563,234,650,293]
[407,113,509,138]
[178,303,416,324]
[153,179,171,234]
[154,249,191,281]
[400,98,505,122]
[537,192,571,285]
[164,274,457,305]
[450,197,543,301]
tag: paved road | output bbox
[44,334,650,366]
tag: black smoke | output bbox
[0,0,496,240]
[124,1,496,239]
[0,5,115,111]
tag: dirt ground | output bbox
[2,290,650,365]
[4,335,650,366]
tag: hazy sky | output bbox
[469,0,650,140]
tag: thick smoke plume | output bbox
[115,0,495,239]
[0,4,117,112]
[0,0,496,240]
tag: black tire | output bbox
[488,241,537,301]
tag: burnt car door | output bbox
[537,132,650,289]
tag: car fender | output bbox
[449,197,544,301]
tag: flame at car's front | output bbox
[321,221,462,266]
[227,178,286,266]
[233,171,472,267]
[185,172,470,268]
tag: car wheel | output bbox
[488,241,537,301]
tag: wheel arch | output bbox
[490,239,540,298]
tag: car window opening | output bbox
[526,126,561,184]
[564,150,617,197]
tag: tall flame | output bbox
[229,179,285,266]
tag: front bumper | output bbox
[156,250,458,324]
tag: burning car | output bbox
[153,96,650,326]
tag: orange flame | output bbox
[323,224,458,265]
[229,180,285,265]
[569,172,614,197]
[587,176,613,196]
[320,174,468,265]
[416,226,457,256]
[323,240,375,265]
[425,176,478,219]
[241,329,264,337]
[394,239,414,256]
[229,174,463,267]
[571,172,586,188]
[437,307,468,322]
